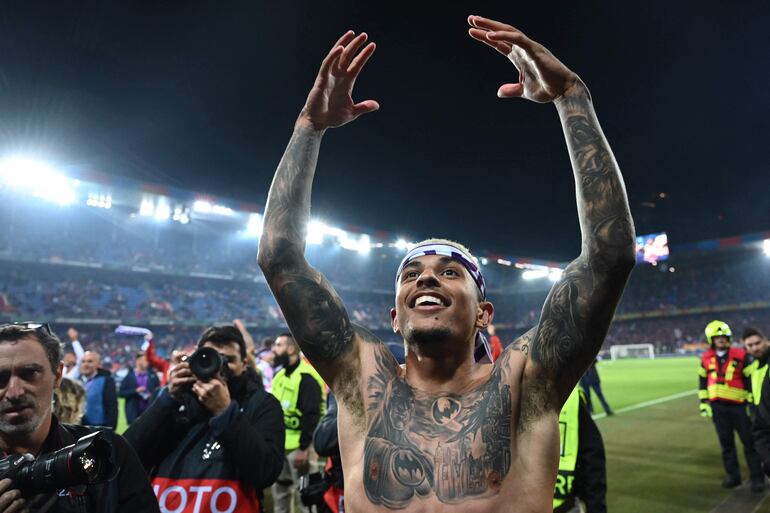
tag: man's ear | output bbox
[390,308,400,334]
[475,301,495,330]
[54,362,64,388]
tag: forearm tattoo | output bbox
[363,349,514,508]
[530,92,635,392]
[258,127,356,364]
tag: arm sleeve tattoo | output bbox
[258,127,363,391]
[530,89,636,403]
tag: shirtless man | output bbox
[258,15,635,513]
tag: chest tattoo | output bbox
[363,351,513,508]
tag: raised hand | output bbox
[298,31,379,131]
[468,15,582,103]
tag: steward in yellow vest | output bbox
[270,333,327,513]
[272,357,327,452]
[553,387,606,513]
[743,327,770,406]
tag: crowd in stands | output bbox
[2,198,770,357]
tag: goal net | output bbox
[610,343,655,360]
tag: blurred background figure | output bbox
[80,350,118,429]
[54,376,87,424]
[581,359,614,416]
[64,326,85,379]
[119,350,160,424]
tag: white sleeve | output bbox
[72,340,85,361]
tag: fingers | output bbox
[497,83,525,99]
[347,42,376,76]
[467,15,517,33]
[337,32,369,72]
[352,100,380,117]
[317,31,356,77]
[486,30,539,54]
[468,28,512,56]
[0,484,23,512]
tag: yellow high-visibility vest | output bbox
[271,359,326,452]
[553,387,581,509]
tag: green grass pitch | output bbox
[595,357,766,512]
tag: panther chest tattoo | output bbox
[363,351,513,508]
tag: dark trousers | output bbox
[712,401,764,482]
[581,381,612,414]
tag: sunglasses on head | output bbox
[0,322,54,337]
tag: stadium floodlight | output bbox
[548,268,563,282]
[522,269,549,280]
[211,204,234,216]
[497,258,512,266]
[247,213,263,237]
[0,156,78,205]
[86,193,112,209]
[395,239,408,251]
[357,234,371,254]
[764,239,770,257]
[480,257,488,265]
[139,198,155,217]
[306,220,326,245]
[193,200,213,214]
[154,201,171,221]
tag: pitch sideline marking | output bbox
[592,389,696,420]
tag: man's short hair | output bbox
[743,327,766,340]
[197,325,247,360]
[135,351,146,359]
[260,337,274,350]
[276,332,297,349]
[0,324,62,374]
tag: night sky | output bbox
[0,1,768,260]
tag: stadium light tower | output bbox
[0,156,78,205]
[764,239,770,257]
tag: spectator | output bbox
[125,325,285,512]
[271,332,326,513]
[581,359,614,416]
[53,376,87,424]
[80,350,118,429]
[119,351,160,424]
[255,336,276,391]
[0,323,159,512]
[64,327,85,379]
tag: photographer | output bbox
[0,323,159,513]
[124,325,284,513]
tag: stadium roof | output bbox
[0,1,768,260]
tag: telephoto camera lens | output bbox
[0,431,117,495]
[188,346,226,381]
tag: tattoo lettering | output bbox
[363,350,512,508]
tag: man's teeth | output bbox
[415,296,444,307]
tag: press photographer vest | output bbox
[271,359,326,452]
[553,387,580,509]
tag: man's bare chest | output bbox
[361,358,514,508]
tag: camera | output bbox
[187,346,226,381]
[0,431,117,495]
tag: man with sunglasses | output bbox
[0,323,159,513]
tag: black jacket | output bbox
[118,368,161,424]
[313,393,343,488]
[8,416,160,513]
[573,400,607,513]
[124,367,285,512]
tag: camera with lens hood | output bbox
[187,346,227,381]
[0,431,117,496]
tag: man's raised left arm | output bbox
[469,16,636,405]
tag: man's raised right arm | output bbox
[257,31,379,392]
